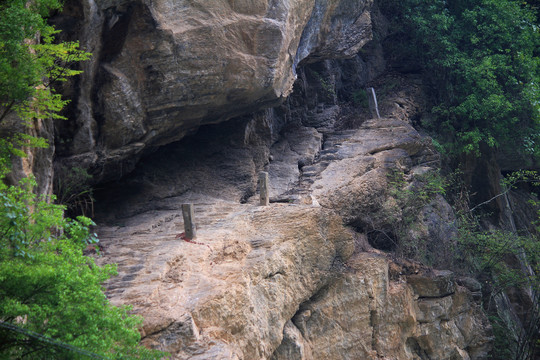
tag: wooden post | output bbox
[259,172,269,206]
[181,203,196,239]
[367,87,381,119]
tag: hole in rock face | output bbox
[366,229,397,252]
[351,223,397,252]
[405,337,429,360]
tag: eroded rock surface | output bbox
[271,254,491,360]
[0,112,54,196]
[97,202,355,359]
[53,0,375,183]
[94,80,491,358]
[96,198,491,359]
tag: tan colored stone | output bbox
[270,320,312,360]
[58,0,375,183]
[311,118,425,226]
[270,252,490,360]
[91,87,491,359]
[97,203,355,359]
[407,270,455,298]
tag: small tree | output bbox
[0,1,166,358]
[0,0,90,125]
[0,153,165,359]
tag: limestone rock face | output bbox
[97,204,356,359]
[91,73,492,359]
[96,203,491,359]
[311,117,426,226]
[93,121,492,359]
[268,125,323,197]
[54,0,374,183]
[271,254,492,360]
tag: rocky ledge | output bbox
[94,108,492,358]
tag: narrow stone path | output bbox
[96,198,249,303]
[298,129,358,187]
[94,121,384,304]
[94,118,367,313]
[95,112,436,307]
[86,71,487,359]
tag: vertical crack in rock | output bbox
[369,309,378,354]
[74,0,102,155]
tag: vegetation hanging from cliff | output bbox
[378,1,540,355]
[0,0,90,126]
[381,0,540,157]
[0,158,166,359]
[456,210,540,358]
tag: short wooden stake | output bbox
[259,172,269,206]
[182,203,196,239]
[367,87,381,119]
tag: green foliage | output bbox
[384,169,447,261]
[387,169,446,212]
[452,170,540,359]
[458,225,539,291]
[0,146,165,359]
[455,170,540,286]
[489,315,517,360]
[352,89,369,108]
[310,69,336,97]
[456,218,540,359]
[0,2,164,357]
[381,0,540,157]
[0,0,91,124]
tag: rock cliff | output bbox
[92,72,492,358]
[51,0,375,184]
[44,0,497,358]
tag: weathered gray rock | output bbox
[97,203,355,359]
[311,118,425,226]
[0,111,54,196]
[90,72,492,359]
[95,197,491,360]
[270,320,312,360]
[54,0,374,183]
[267,125,322,197]
[271,254,491,360]
[92,110,283,220]
[407,270,455,298]
[457,277,482,293]
[304,105,341,128]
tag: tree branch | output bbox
[0,100,16,125]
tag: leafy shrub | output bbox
[451,170,540,360]
[0,1,165,356]
[381,0,540,157]
[351,89,369,109]
[368,169,448,261]
[0,149,165,358]
[0,0,91,125]
[309,69,336,98]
